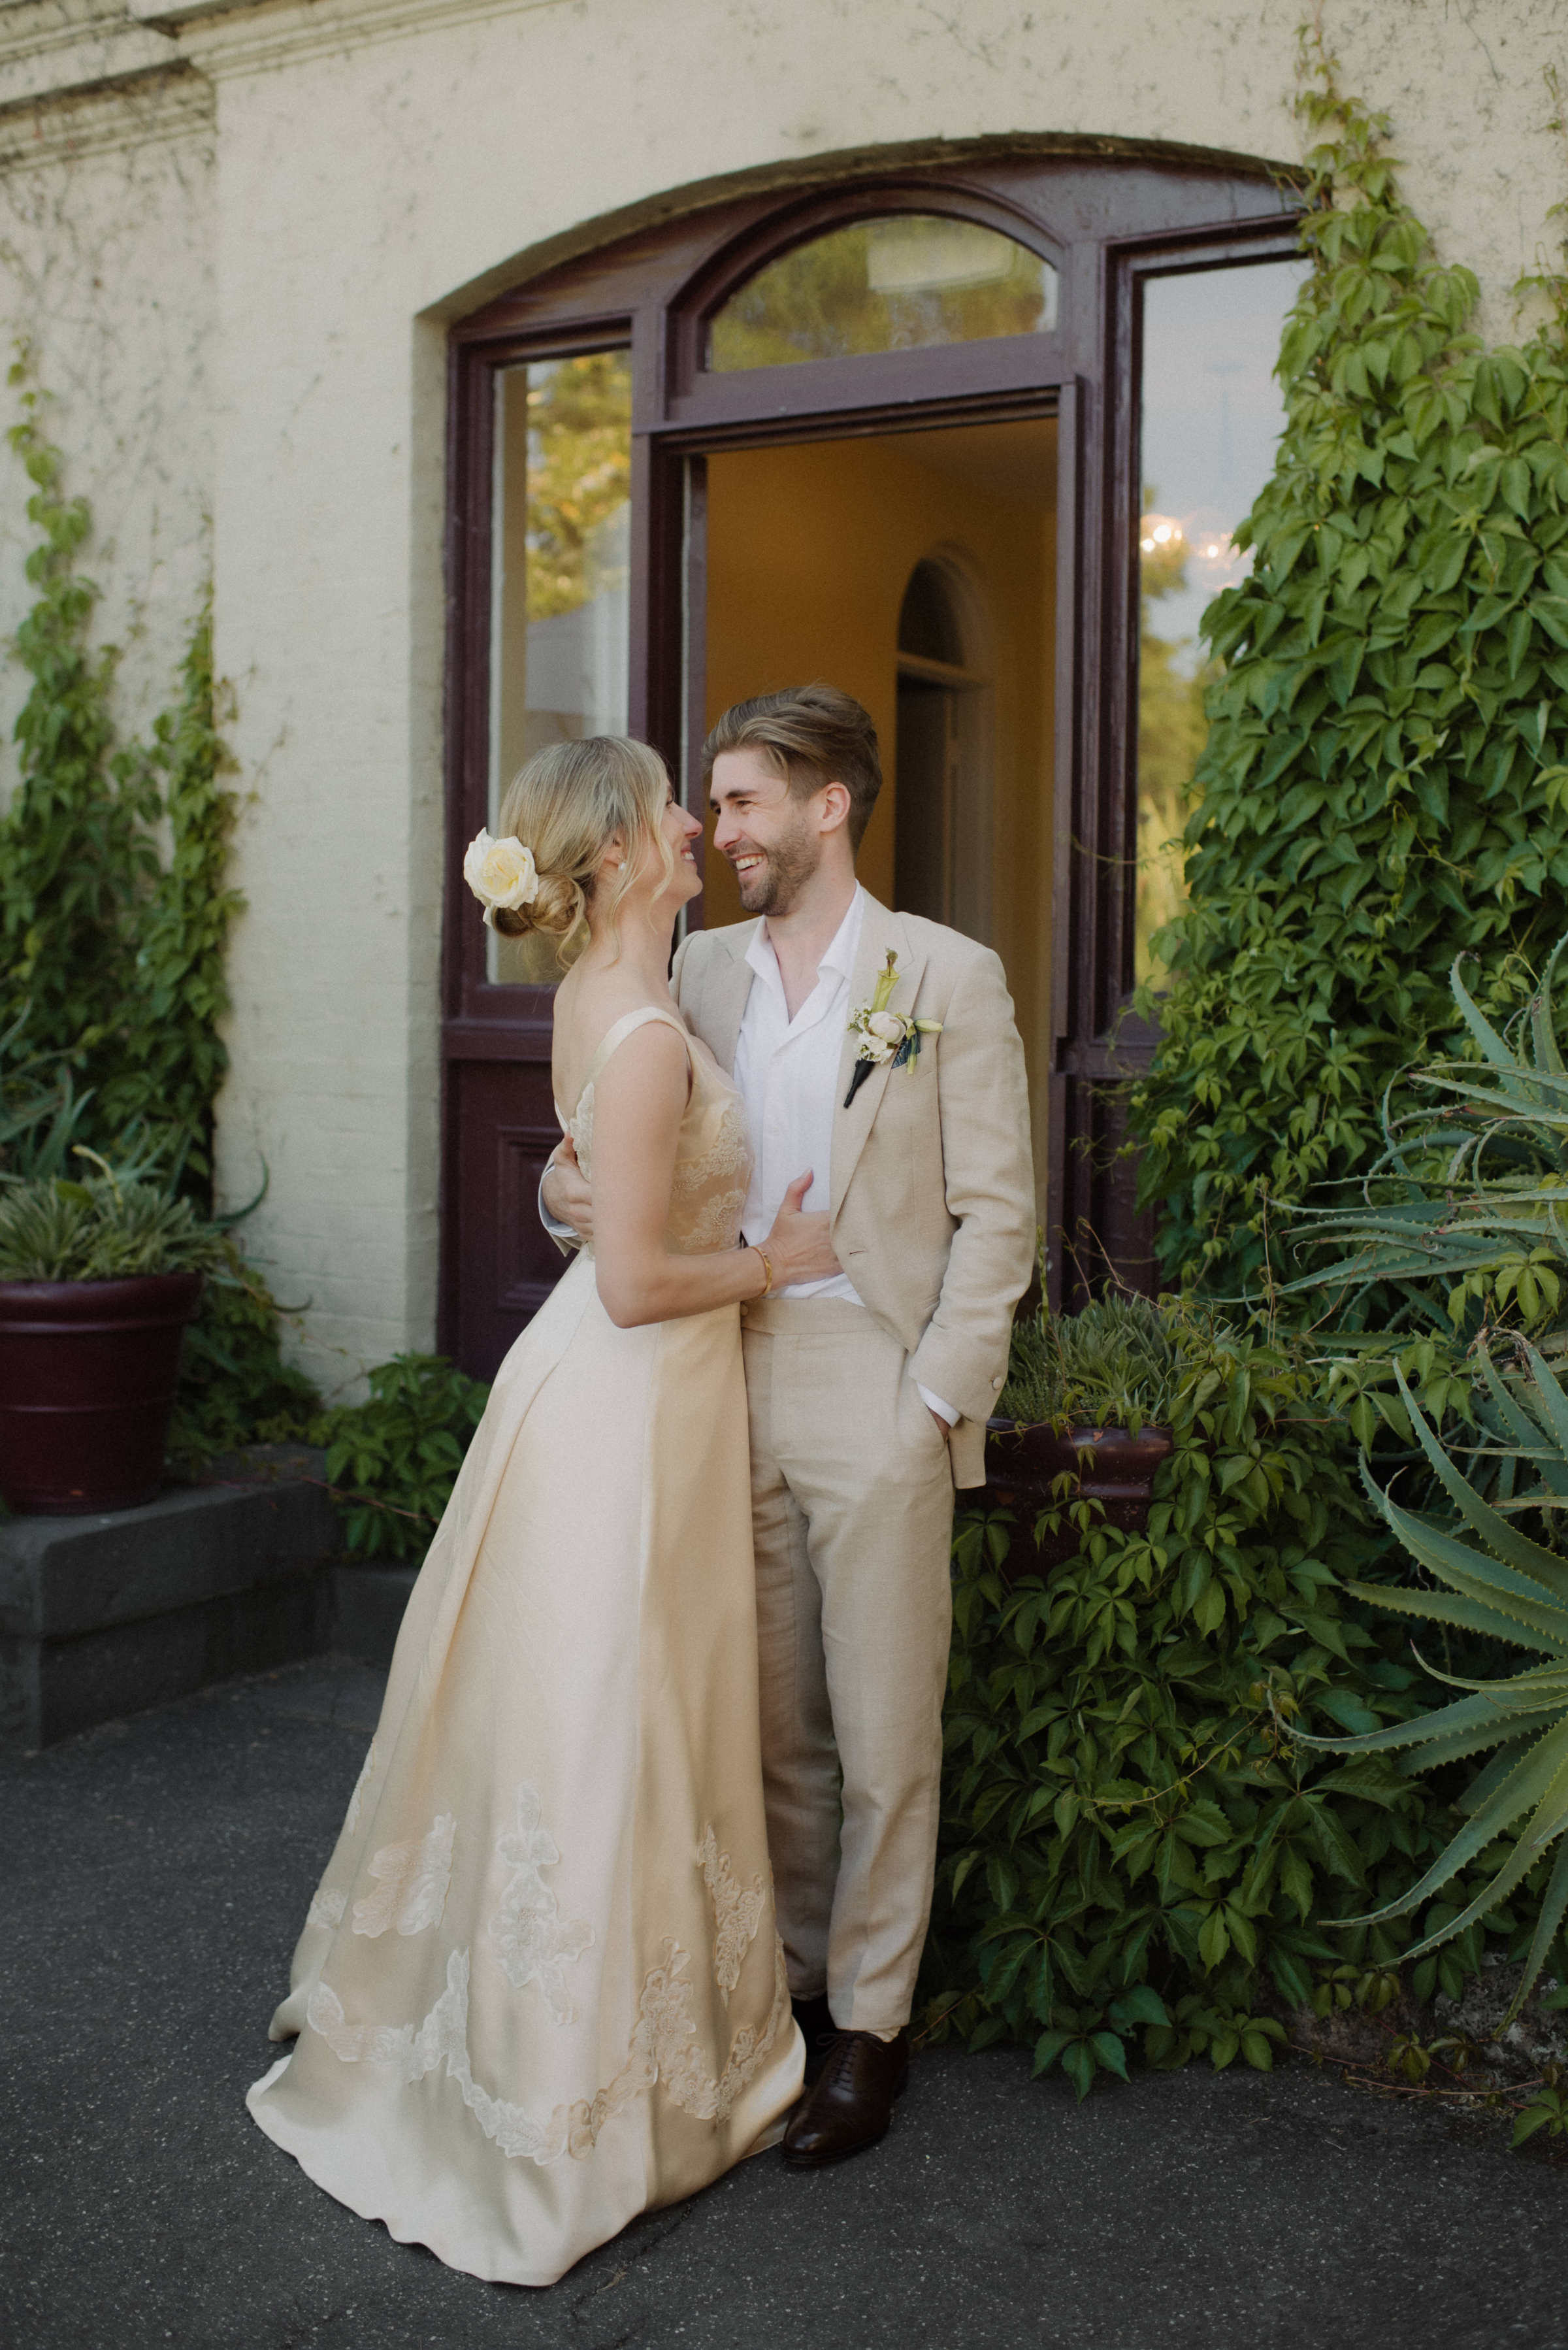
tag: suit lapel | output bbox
[695,923,757,1074]
[831,896,928,1219]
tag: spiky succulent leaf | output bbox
[1290,1340,1568,2010]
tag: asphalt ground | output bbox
[3,1655,1564,2350]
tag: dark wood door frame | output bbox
[438,156,1301,1368]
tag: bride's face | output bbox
[629,791,702,917]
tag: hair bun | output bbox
[493,869,583,940]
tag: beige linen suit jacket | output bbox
[670,893,1036,1487]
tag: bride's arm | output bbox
[589,1026,838,1328]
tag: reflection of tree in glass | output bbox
[525,353,632,621]
[710,222,1047,371]
[1135,508,1217,990]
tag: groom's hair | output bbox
[702,684,882,851]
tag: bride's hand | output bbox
[759,1172,841,1288]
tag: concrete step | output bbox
[0,1448,338,1747]
[0,1444,430,1746]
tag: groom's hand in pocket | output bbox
[543,1139,595,1246]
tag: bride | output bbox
[248,735,836,2287]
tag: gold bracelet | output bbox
[752,1246,774,1297]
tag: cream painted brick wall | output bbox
[0,71,214,789]
[3,0,1565,1385]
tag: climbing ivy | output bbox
[96,613,240,1189]
[1130,60,1568,1296]
[0,371,161,1106]
[1,362,240,1193]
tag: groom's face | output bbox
[710,748,823,916]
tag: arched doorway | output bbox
[440,154,1306,1372]
[893,553,992,943]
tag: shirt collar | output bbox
[745,883,866,993]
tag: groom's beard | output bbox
[729,829,818,914]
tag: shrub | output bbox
[317,1354,490,1561]
[923,1306,1509,2095]
[165,1238,322,1470]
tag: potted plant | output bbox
[986,1289,1183,1566]
[0,1152,229,1514]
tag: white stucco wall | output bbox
[2,0,1563,1385]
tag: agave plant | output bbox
[1293,1339,1568,2018]
[1284,938,1568,1332]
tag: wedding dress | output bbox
[248,1005,802,2287]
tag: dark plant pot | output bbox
[983,1419,1174,1571]
[0,1272,203,1515]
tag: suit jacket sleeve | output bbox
[906,947,1036,1421]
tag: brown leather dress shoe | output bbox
[781,2029,910,2168]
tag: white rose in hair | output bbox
[866,1011,904,1043]
[464,830,540,927]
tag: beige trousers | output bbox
[738,1293,956,2033]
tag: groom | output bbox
[542,684,1034,2165]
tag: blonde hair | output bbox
[492,735,676,959]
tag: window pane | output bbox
[1135,257,1309,987]
[707,214,1056,373]
[489,351,632,983]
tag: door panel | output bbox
[448,1060,565,1378]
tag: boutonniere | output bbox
[843,951,942,1108]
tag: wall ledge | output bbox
[0,0,186,114]
[0,61,210,163]
[125,0,573,78]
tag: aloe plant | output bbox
[1285,939,1568,1332]
[1294,1340,1568,2019]
[0,1006,91,1183]
[0,1148,231,1282]
[998,1290,1197,1431]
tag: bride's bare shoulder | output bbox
[553,976,687,1111]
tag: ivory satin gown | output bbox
[248,1006,804,2287]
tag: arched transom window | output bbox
[707,214,1058,371]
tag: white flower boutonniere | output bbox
[844,950,942,1108]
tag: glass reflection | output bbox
[489,351,632,982]
[708,214,1056,372]
[1135,257,1310,987]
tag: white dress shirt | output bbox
[734,884,866,1303]
[733,887,957,1426]
[541,883,957,1423]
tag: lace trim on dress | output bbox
[351,1813,456,1938]
[572,1080,751,1256]
[695,1827,766,2004]
[306,1887,346,1930]
[306,1936,790,2165]
[488,1782,595,2023]
[669,1103,751,1196]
